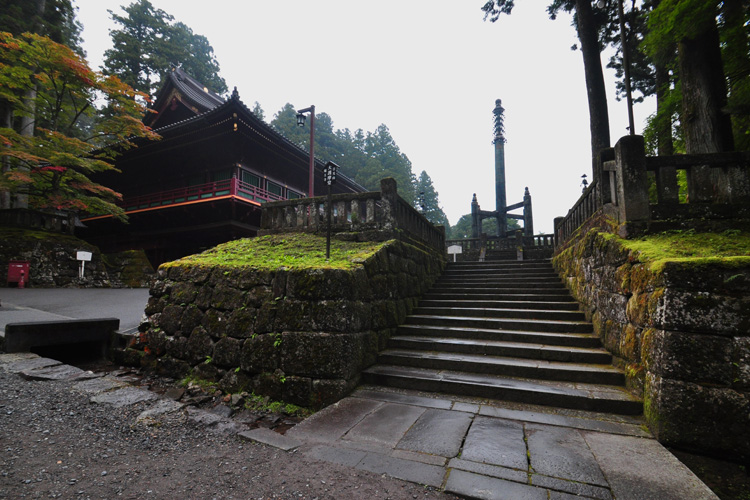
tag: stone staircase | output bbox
[362,260,643,416]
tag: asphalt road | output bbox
[0,288,150,334]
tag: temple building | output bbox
[80,68,365,267]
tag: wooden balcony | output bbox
[122,178,285,213]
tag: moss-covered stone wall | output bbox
[120,239,445,409]
[554,229,750,459]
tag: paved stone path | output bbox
[0,352,719,500]
[249,388,718,500]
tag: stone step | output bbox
[377,349,624,385]
[442,269,560,278]
[405,314,593,334]
[435,278,564,286]
[423,291,575,302]
[360,365,643,415]
[396,324,602,348]
[447,260,551,267]
[412,306,587,322]
[389,335,612,364]
[418,299,580,311]
[430,282,568,291]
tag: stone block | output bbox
[157,304,183,334]
[201,309,227,338]
[144,296,166,315]
[310,378,354,407]
[194,284,213,310]
[281,331,367,379]
[646,374,750,459]
[154,356,190,378]
[186,326,213,365]
[254,303,277,333]
[252,371,283,400]
[218,369,251,393]
[650,330,733,385]
[213,337,242,368]
[733,337,750,389]
[210,283,245,310]
[165,335,189,360]
[192,361,221,382]
[180,304,204,333]
[240,334,279,374]
[656,288,750,335]
[282,375,312,406]
[170,281,199,305]
[226,307,257,338]
[596,289,629,324]
[146,328,167,356]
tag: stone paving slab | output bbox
[343,403,425,447]
[352,388,453,409]
[72,376,129,394]
[90,386,158,407]
[479,405,649,437]
[286,397,382,443]
[356,450,446,488]
[20,363,101,381]
[446,458,527,484]
[2,356,61,373]
[460,416,527,470]
[445,469,548,500]
[584,431,718,499]
[238,428,302,451]
[525,423,608,487]
[396,408,473,457]
[137,399,185,423]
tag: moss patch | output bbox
[161,233,386,271]
[620,229,750,271]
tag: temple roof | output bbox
[144,66,225,128]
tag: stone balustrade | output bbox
[260,178,445,254]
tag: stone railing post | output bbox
[614,135,650,237]
[380,177,398,230]
[523,187,533,237]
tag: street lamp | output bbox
[581,173,589,192]
[295,105,315,198]
[323,161,339,260]
[419,191,426,213]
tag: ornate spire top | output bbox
[493,99,506,144]
[231,86,240,100]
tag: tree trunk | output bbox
[0,99,12,209]
[654,61,673,156]
[679,21,734,153]
[575,0,611,169]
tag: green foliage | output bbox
[449,213,520,239]
[0,0,82,52]
[243,392,312,418]
[270,105,418,204]
[162,233,387,271]
[0,32,158,218]
[415,170,449,227]
[102,0,226,98]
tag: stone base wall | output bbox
[119,239,445,408]
[554,228,750,459]
[0,227,155,288]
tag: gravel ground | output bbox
[0,369,458,500]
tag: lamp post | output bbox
[581,173,589,193]
[323,161,339,260]
[296,105,316,197]
[419,191,426,214]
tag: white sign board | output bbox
[447,245,463,262]
[76,251,92,262]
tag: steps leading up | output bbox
[361,259,642,416]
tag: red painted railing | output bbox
[123,178,285,211]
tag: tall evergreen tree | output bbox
[483,0,611,159]
[102,0,226,98]
[415,170,449,228]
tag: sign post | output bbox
[76,250,92,279]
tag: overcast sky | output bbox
[73,0,654,234]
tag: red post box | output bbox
[7,260,30,288]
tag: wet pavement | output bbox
[0,288,149,334]
[245,387,718,500]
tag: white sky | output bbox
[73,0,654,234]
